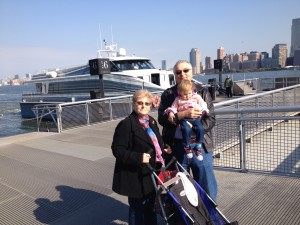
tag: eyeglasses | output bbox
[136,101,152,106]
[176,69,190,75]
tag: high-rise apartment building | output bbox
[161,60,167,70]
[290,18,300,57]
[190,48,201,74]
[217,47,224,60]
[205,56,212,70]
[272,44,288,68]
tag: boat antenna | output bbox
[99,24,102,49]
[111,25,114,44]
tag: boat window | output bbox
[113,60,156,70]
[151,73,160,85]
[169,74,175,85]
[110,63,119,72]
[36,83,42,93]
[137,76,143,80]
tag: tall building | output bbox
[205,56,212,70]
[272,44,288,68]
[217,47,224,60]
[161,60,167,70]
[190,48,201,74]
[290,18,300,57]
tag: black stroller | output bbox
[147,156,238,225]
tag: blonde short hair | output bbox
[177,79,194,93]
[132,89,153,103]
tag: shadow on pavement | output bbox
[34,185,128,225]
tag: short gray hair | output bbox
[173,60,192,74]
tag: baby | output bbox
[165,80,209,160]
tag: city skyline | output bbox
[0,0,300,79]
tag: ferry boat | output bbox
[20,41,175,118]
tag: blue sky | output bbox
[0,0,299,78]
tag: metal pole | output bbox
[36,107,39,132]
[218,69,222,87]
[85,103,90,125]
[56,105,62,133]
[239,114,247,172]
[109,99,113,120]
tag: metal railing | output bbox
[31,85,300,176]
[214,84,300,110]
[213,106,300,176]
[32,84,300,132]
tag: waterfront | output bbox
[0,69,299,138]
[193,68,300,83]
[0,84,35,137]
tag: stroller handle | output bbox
[146,149,177,172]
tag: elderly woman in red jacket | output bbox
[111,89,171,225]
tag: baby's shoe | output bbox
[194,144,203,161]
[184,145,193,159]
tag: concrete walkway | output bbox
[0,117,299,224]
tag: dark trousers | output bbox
[226,87,232,97]
[128,193,157,225]
[180,118,204,147]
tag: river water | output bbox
[0,84,36,137]
[0,69,299,138]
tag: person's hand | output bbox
[152,95,161,108]
[163,145,172,154]
[185,108,201,119]
[142,153,151,163]
[168,112,175,123]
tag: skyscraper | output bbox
[205,56,212,70]
[161,60,167,70]
[290,18,300,57]
[190,48,201,74]
[272,44,288,68]
[217,47,224,60]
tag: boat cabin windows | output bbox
[36,83,48,94]
[110,63,119,72]
[112,60,155,71]
[169,74,176,85]
[151,73,160,86]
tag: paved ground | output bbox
[0,113,300,225]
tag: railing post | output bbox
[56,105,62,133]
[35,107,39,132]
[109,99,113,120]
[86,102,90,125]
[294,87,297,105]
[129,96,133,113]
[239,114,247,172]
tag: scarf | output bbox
[139,116,165,166]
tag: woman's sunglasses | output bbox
[136,101,152,106]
